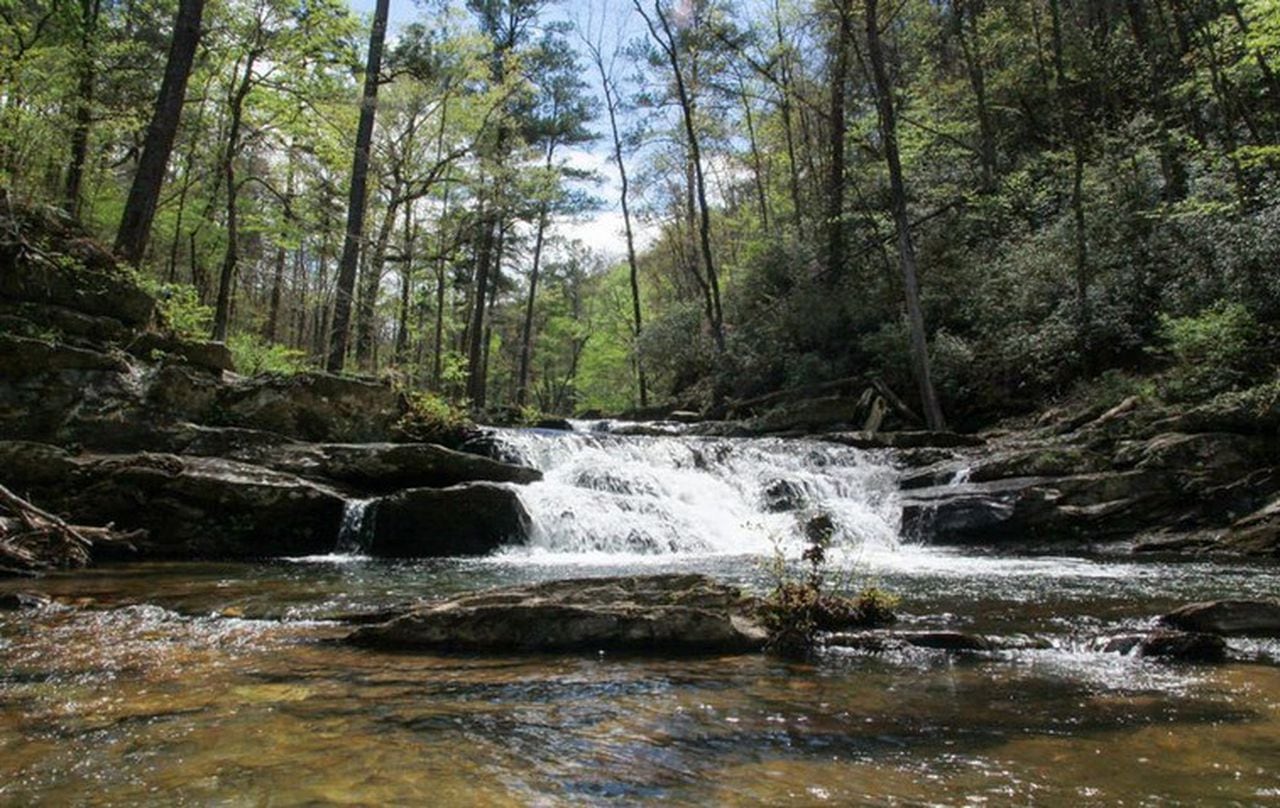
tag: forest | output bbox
[3,0,1279,425]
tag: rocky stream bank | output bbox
[2,203,1277,574]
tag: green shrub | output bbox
[138,279,212,340]
[227,334,308,376]
[397,391,474,444]
[1156,301,1263,401]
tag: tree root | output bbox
[0,484,143,574]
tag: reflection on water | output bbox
[3,553,1280,804]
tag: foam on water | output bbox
[493,428,901,560]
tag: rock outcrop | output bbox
[1159,599,1280,637]
[0,206,544,568]
[898,391,1279,554]
[348,574,767,654]
[368,483,532,557]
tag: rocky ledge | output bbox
[348,574,768,654]
[897,394,1280,556]
[0,207,541,569]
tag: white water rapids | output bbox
[491,426,902,562]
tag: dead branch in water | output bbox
[0,484,143,573]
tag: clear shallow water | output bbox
[3,428,1280,804]
[3,553,1280,805]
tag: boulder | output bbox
[214,372,406,442]
[127,332,236,374]
[1159,599,1280,637]
[368,483,531,557]
[1097,630,1226,662]
[0,443,344,559]
[826,629,994,653]
[0,591,51,610]
[0,300,129,344]
[901,470,1189,545]
[761,478,807,512]
[0,239,155,326]
[348,573,767,654]
[1218,495,1280,556]
[532,417,573,431]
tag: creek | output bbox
[2,427,1279,804]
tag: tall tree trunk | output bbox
[355,195,400,369]
[635,0,725,352]
[64,0,101,218]
[394,201,413,364]
[265,155,294,343]
[516,200,550,407]
[327,0,389,372]
[432,183,453,391]
[738,73,770,232]
[825,0,853,279]
[465,208,498,406]
[772,0,806,237]
[866,0,947,430]
[211,56,255,343]
[1048,0,1093,368]
[114,0,205,264]
[954,0,997,192]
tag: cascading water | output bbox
[491,426,902,560]
[334,499,375,555]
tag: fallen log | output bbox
[0,484,142,574]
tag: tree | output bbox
[328,0,390,372]
[865,0,946,430]
[634,0,725,353]
[582,15,648,406]
[114,0,205,265]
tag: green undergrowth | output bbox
[397,390,475,445]
[760,514,899,659]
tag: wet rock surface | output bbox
[898,393,1279,555]
[368,483,532,558]
[826,630,995,653]
[1095,630,1227,662]
[348,574,768,654]
[1159,600,1280,637]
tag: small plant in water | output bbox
[760,512,899,659]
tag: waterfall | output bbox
[492,428,901,559]
[334,499,376,555]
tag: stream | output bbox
[3,428,1279,804]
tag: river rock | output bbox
[826,629,994,653]
[532,417,573,431]
[368,483,531,557]
[1097,630,1226,662]
[1218,494,1280,556]
[761,478,807,512]
[1159,600,1280,637]
[0,591,51,610]
[348,574,767,654]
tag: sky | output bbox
[345,0,658,263]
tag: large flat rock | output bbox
[348,574,767,654]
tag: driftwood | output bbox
[725,375,922,429]
[0,484,142,574]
